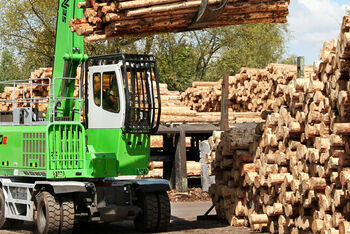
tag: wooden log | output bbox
[333,123,350,135]
[267,173,289,187]
[340,221,350,234]
[249,214,269,225]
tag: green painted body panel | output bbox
[46,122,91,179]
[0,124,92,179]
[0,125,149,179]
[0,125,47,177]
[86,129,149,177]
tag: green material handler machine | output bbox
[0,0,170,233]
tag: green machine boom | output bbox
[0,1,169,233]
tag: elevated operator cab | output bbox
[85,54,161,134]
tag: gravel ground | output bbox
[2,202,251,234]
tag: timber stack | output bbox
[203,130,224,177]
[159,83,263,124]
[181,81,219,111]
[0,68,52,112]
[69,0,291,43]
[206,130,224,166]
[209,16,350,233]
[181,64,314,112]
[0,70,262,124]
[147,161,201,177]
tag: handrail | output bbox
[0,77,83,125]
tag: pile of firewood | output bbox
[70,0,290,43]
[209,16,350,233]
[181,64,314,112]
[0,68,52,112]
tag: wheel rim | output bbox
[38,203,47,231]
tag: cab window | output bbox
[102,72,120,113]
[93,73,101,107]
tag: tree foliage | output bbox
[0,0,57,68]
[0,0,141,76]
[0,50,22,81]
[206,24,289,81]
[152,34,197,91]
[0,50,29,91]
[151,24,290,90]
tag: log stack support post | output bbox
[221,74,229,131]
[175,126,188,192]
[200,140,212,192]
[297,56,305,79]
[162,135,175,182]
[151,124,219,192]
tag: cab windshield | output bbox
[93,71,120,113]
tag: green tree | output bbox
[0,50,26,91]
[0,0,146,76]
[0,0,57,68]
[207,24,289,80]
[152,33,197,91]
[151,23,290,90]
[0,50,22,81]
[280,55,297,65]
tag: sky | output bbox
[287,0,350,65]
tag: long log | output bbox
[71,0,290,42]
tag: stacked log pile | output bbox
[330,16,350,233]
[158,83,201,123]
[160,82,263,124]
[0,68,52,112]
[69,0,290,43]
[206,131,223,166]
[181,64,314,112]
[0,70,262,124]
[181,81,220,111]
[199,130,223,178]
[147,161,201,178]
[209,16,350,234]
[209,122,260,227]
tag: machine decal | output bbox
[61,0,70,23]
[0,136,7,145]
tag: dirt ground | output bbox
[3,201,251,234]
[168,188,211,202]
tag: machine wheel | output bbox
[36,191,61,234]
[134,192,159,232]
[0,188,22,229]
[60,196,75,234]
[156,191,170,232]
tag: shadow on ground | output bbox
[3,216,249,234]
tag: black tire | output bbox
[0,188,23,229]
[156,191,170,232]
[36,191,61,234]
[134,192,159,232]
[60,196,74,234]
